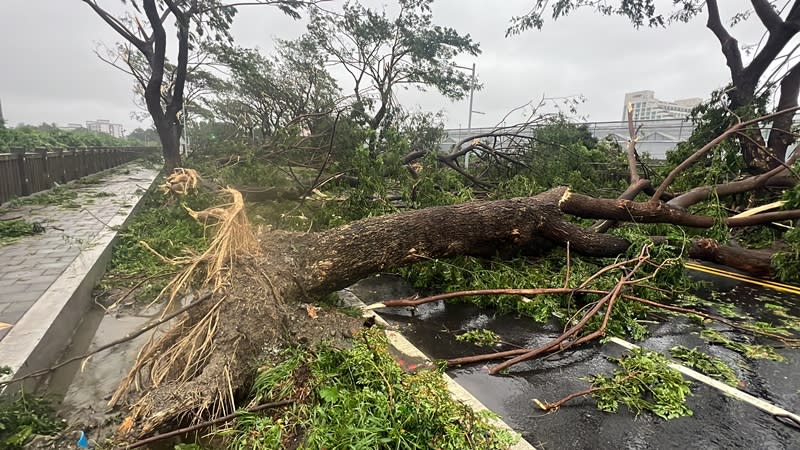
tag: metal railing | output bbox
[443,118,698,159]
[0,146,158,205]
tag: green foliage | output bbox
[205,38,339,141]
[700,329,785,361]
[588,348,693,420]
[397,225,702,345]
[307,0,480,131]
[507,0,705,35]
[663,89,768,193]
[773,189,800,282]
[0,124,146,150]
[5,185,80,209]
[0,219,44,247]
[398,256,568,322]
[0,393,63,449]
[127,127,159,144]
[495,119,628,197]
[100,185,212,301]
[225,329,517,449]
[669,345,738,386]
[456,329,502,347]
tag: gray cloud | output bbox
[0,0,773,134]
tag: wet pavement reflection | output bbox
[349,272,800,450]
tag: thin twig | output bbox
[652,105,800,202]
[0,293,212,387]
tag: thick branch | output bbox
[744,2,800,90]
[563,190,800,228]
[669,151,799,209]
[706,0,745,87]
[766,60,800,165]
[142,0,168,125]
[82,0,147,52]
[652,106,800,202]
[752,0,783,32]
[301,187,630,294]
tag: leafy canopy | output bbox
[508,0,705,35]
[307,0,481,128]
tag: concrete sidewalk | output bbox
[0,163,158,342]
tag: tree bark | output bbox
[156,121,182,171]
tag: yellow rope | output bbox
[685,262,800,295]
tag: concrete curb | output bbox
[338,290,537,450]
[0,164,159,393]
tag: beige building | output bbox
[623,90,702,121]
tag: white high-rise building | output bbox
[623,91,702,121]
[86,119,125,138]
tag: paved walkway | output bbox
[0,163,159,340]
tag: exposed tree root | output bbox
[125,399,295,449]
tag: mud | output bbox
[26,300,164,448]
[348,272,800,450]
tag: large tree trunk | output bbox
[154,119,182,171]
[119,187,785,437]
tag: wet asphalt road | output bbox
[348,272,800,450]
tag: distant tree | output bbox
[0,125,136,150]
[127,127,160,145]
[206,38,340,140]
[80,0,316,170]
[307,0,481,146]
[510,0,800,175]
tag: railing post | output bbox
[56,148,65,183]
[16,151,31,196]
[39,147,51,190]
[72,148,86,180]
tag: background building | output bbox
[86,119,124,138]
[622,90,702,121]
[58,123,85,131]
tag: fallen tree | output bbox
[106,109,800,439]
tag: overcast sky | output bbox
[0,1,768,134]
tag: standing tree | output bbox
[80,0,314,170]
[206,39,340,140]
[127,126,160,144]
[307,0,480,148]
[509,0,800,175]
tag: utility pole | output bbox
[466,62,475,169]
[454,63,479,169]
[183,99,190,156]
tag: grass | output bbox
[0,392,64,449]
[221,329,518,449]
[97,182,213,303]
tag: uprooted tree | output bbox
[100,104,800,438]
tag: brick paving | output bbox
[0,163,158,339]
